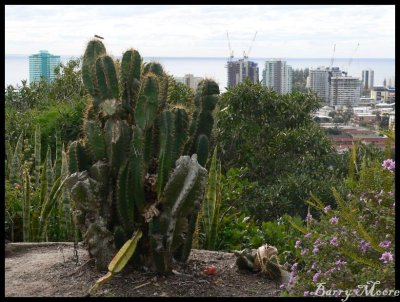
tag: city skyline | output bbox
[5,5,395,58]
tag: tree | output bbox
[216,80,340,220]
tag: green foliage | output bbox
[5,128,73,242]
[195,147,222,250]
[284,156,395,297]
[216,81,341,220]
[65,39,219,274]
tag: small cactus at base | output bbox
[65,39,220,274]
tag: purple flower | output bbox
[330,237,339,246]
[329,216,339,224]
[295,240,301,249]
[388,191,394,197]
[323,205,331,213]
[304,232,311,239]
[305,213,313,222]
[359,240,371,253]
[382,159,395,171]
[314,238,323,246]
[379,252,394,264]
[313,271,321,283]
[311,262,317,269]
[291,263,298,272]
[301,249,308,256]
[335,260,347,270]
[379,240,391,249]
[312,247,319,255]
[304,291,310,296]
[279,284,286,289]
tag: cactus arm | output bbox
[172,108,189,163]
[135,74,159,130]
[195,134,209,167]
[128,126,145,212]
[121,49,142,113]
[82,39,107,103]
[116,162,134,235]
[156,110,175,198]
[85,120,106,161]
[95,55,119,100]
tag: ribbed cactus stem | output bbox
[95,55,119,100]
[121,49,142,112]
[82,39,107,104]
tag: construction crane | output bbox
[329,43,336,69]
[348,42,360,67]
[243,31,258,59]
[226,31,234,61]
[342,42,360,76]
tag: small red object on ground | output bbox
[203,265,217,276]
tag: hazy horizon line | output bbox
[5,54,395,60]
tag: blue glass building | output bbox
[29,50,61,84]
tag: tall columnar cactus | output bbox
[65,39,219,273]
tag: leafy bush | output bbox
[216,81,341,220]
[283,157,395,297]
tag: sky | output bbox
[5,5,395,58]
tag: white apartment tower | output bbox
[307,67,330,104]
[361,69,374,95]
[174,74,203,90]
[262,60,293,95]
[329,76,361,107]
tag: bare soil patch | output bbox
[5,242,283,297]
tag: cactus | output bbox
[65,39,219,274]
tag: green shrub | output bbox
[283,157,395,297]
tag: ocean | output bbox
[5,55,395,92]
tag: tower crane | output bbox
[348,42,360,67]
[342,42,360,76]
[226,31,234,61]
[243,31,258,59]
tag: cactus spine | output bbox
[65,39,220,274]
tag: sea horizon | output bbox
[5,54,395,60]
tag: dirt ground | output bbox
[5,242,285,297]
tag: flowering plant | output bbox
[283,157,395,297]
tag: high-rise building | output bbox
[262,60,292,95]
[329,76,361,107]
[174,74,203,90]
[307,67,330,104]
[226,58,259,88]
[361,69,374,95]
[29,50,60,84]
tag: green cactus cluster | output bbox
[65,39,219,273]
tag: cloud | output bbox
[5,5,395,58]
